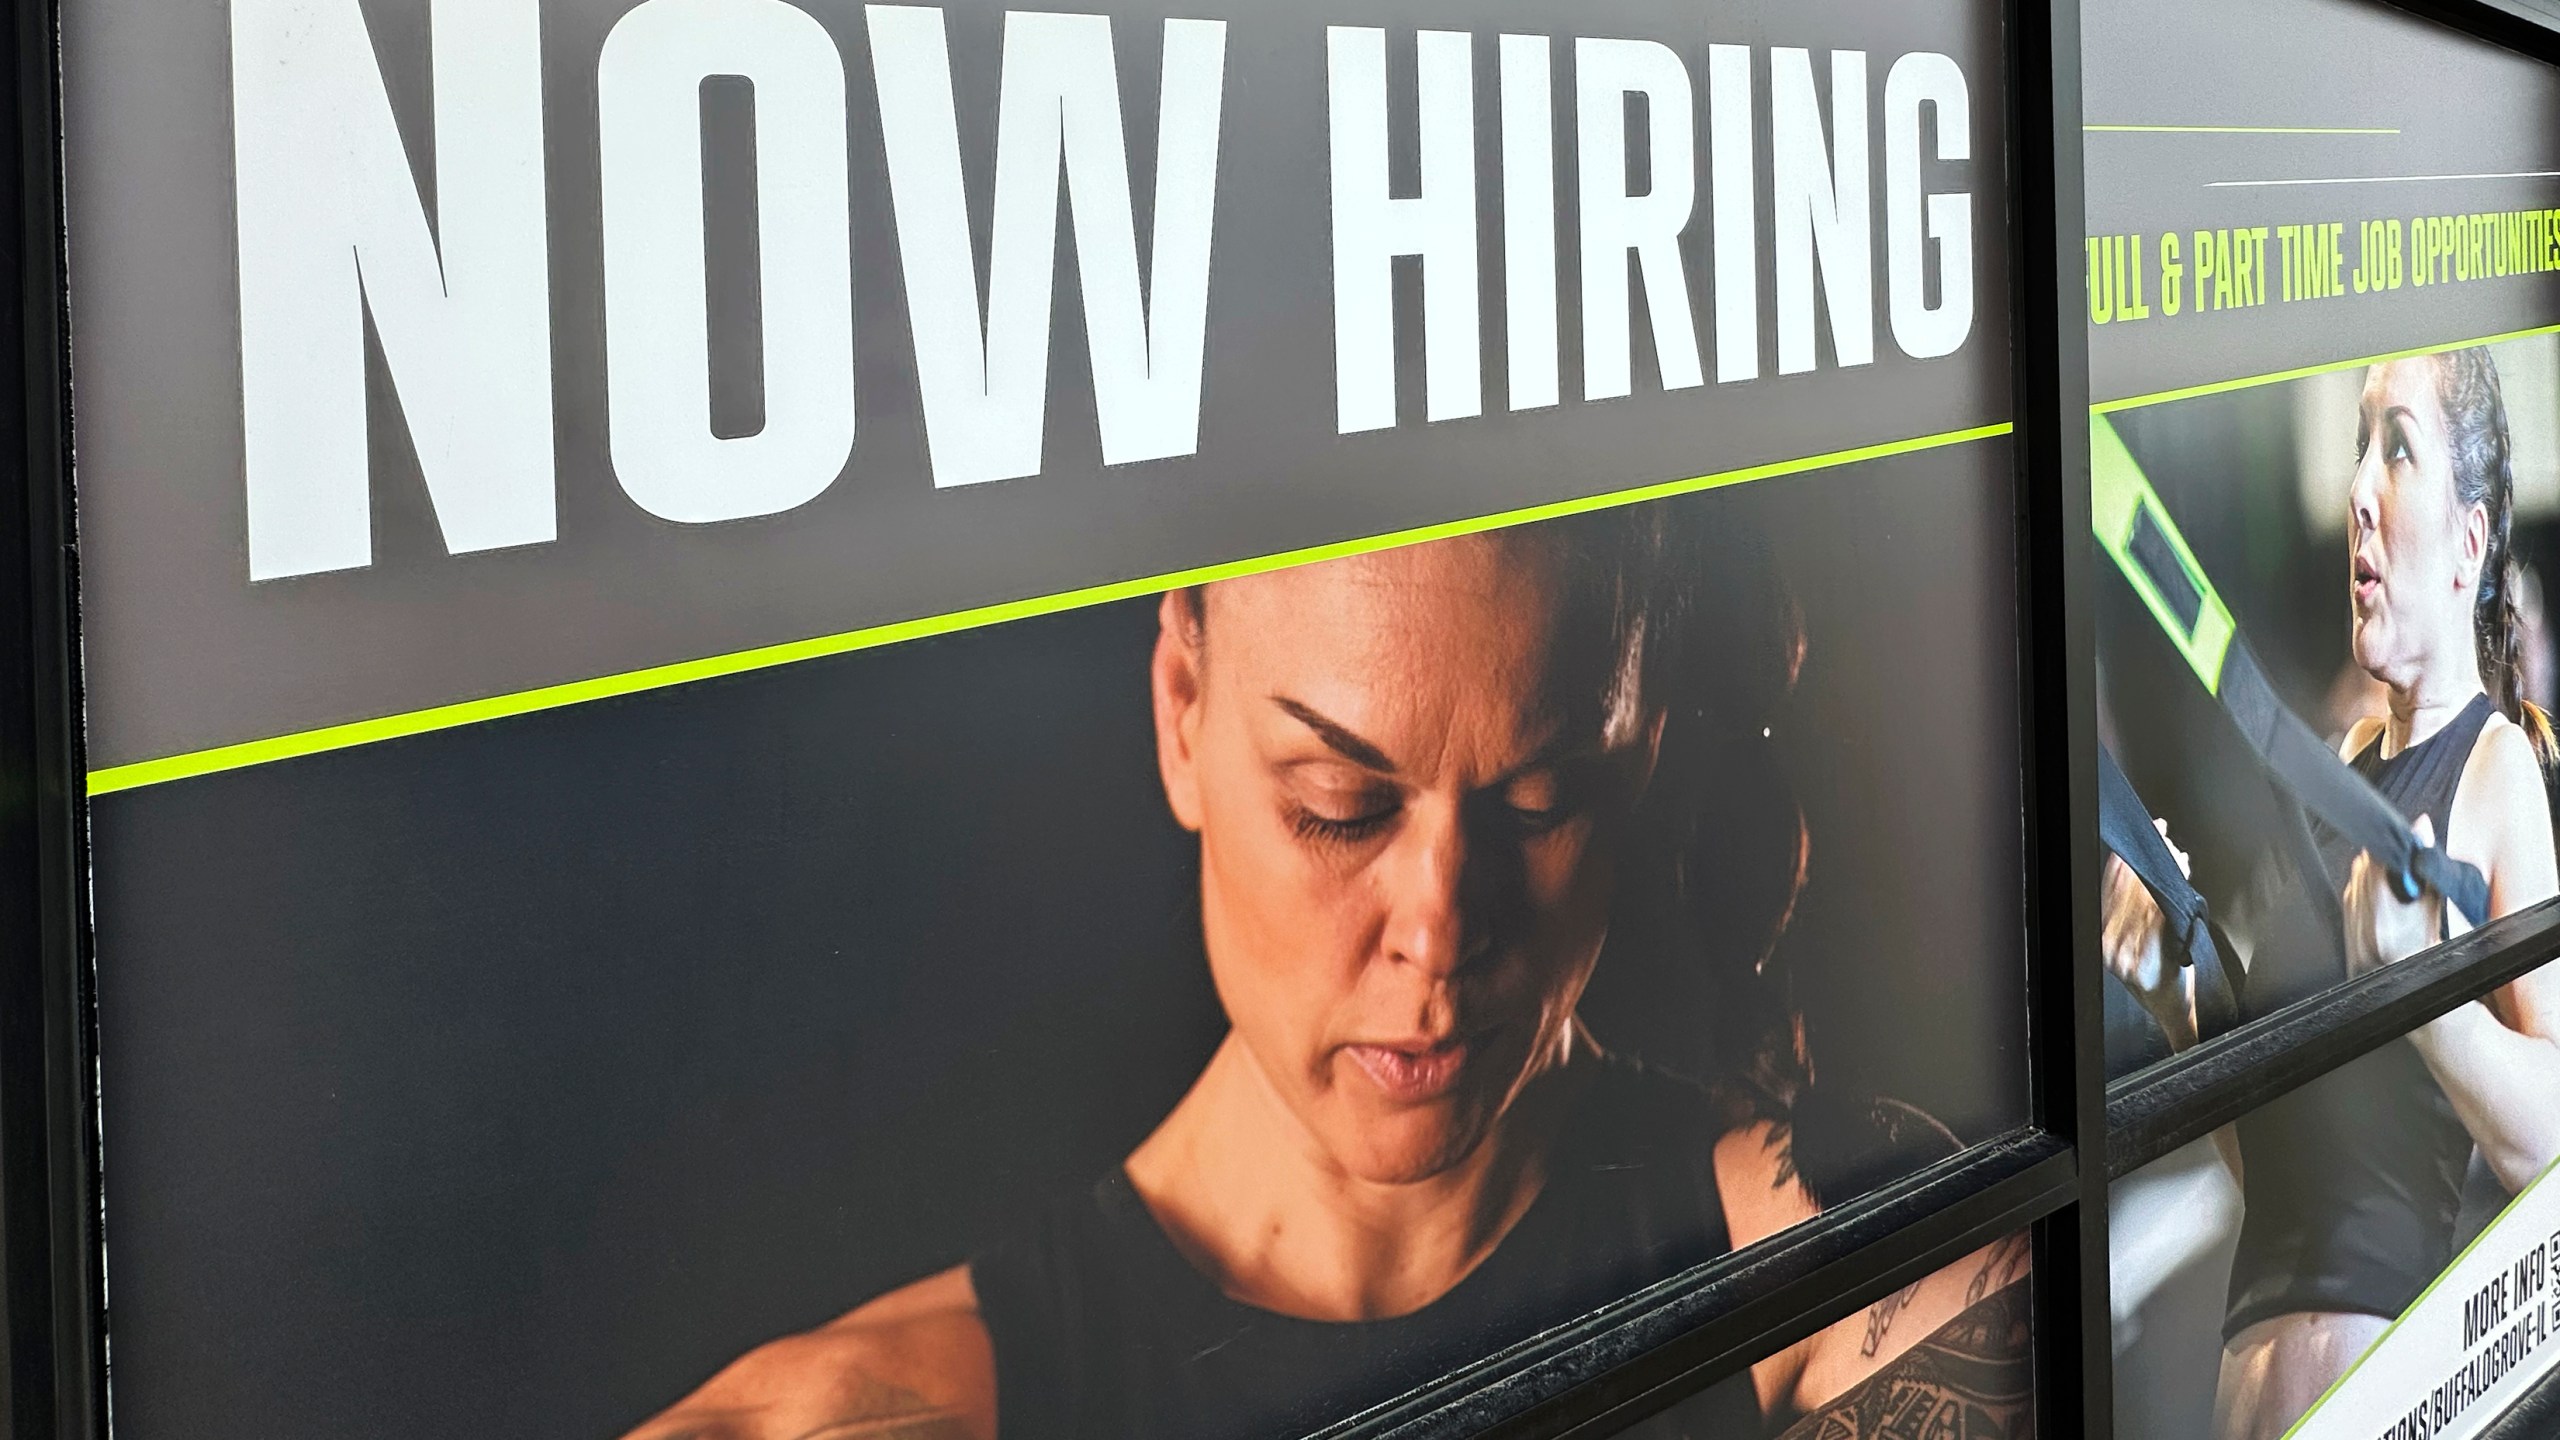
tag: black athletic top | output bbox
[968,1058,1762,1440]
[2225,693,2496,1338]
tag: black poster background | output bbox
[89,447,2027,1440]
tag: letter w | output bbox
[868,6,1227,488]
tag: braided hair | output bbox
[2432,347,2560,824]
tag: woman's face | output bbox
[2349,358,2486,689]
[1151,536,1659,1186]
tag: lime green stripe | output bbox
[86,421,2013,797]
[2281,1148,2560,1437]
[2086,124,2400,135]
[2096,321,2560,414]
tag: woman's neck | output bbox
[1123,1031,1578,1323]
[2385,645,2488,753]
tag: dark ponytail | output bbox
[2434,347,2560,824]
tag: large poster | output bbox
[2089,0,2560,1435]
[62,2,2032,1438]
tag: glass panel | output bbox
[2085,0,2560,1080]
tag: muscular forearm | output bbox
[2153,977,2201,1054]
[617,1302,992,1440]
[629,1400,974,1440]
[2105,854,2201,1052]
[2412,1001,2560,1193]
[775,1422,973,1440]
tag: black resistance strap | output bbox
[2092,414,2492,930]
[2099,747,2242,1039]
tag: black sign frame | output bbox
[13,0,2560,1437]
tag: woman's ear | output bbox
[1153,590,1208,832]
[2464,501,2492,592]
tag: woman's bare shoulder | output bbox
[619,1265,997,1440]
[1712,1119,1819,1250]
[2456,715,2553,845]
[2464,709,2543,788]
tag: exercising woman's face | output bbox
[1151,537,1659,1185]
[2350,359,2485,688]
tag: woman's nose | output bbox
[2348,452,2383,532]
[1382,806,1488,978]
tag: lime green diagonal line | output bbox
[2096,322,2560,414]
[86,421,2014,798]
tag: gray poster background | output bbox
[63,0,2008,771]
[2085,0,2560,403]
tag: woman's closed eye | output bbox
[1284,775,1401,846]
[1276,764,1596,850]
[1490,771,1584,837]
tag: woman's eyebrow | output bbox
[1269,696,1396,772]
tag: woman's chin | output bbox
[1318,1103,1489,1185]
[2349,627,2392,679]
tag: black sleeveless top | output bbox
[969,1059,1761,1440]
[2225,693,2496,1337]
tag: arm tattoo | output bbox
[1860,1282,1923,1357]
[1867,1230,2033,1356]
[1779,1278,2034,1440]
[1966,1234,2033,1308]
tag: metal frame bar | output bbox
[2399,0,2560,56]
[2480,1351,2560,1437]
[2109,899,2560,1180]
[2009,0,2110,1433]
[1314,1136,2074,1440]
[0,0,101,1433]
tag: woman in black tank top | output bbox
[619,516,2034,1440]
[2208,351,2560,1440]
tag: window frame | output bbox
[13,1,2560,1438]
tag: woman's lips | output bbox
[1343,1040,1469,1102]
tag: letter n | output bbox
[231,0,554,580]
